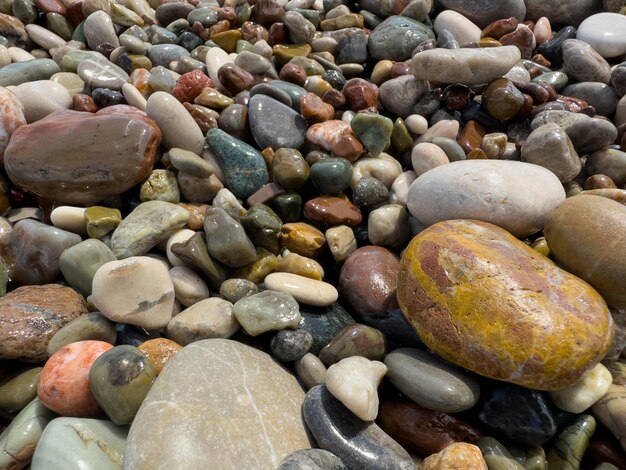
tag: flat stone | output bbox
[47,312,117,356]
[77,57,130,91]
[110,201,189,259]
[384,348,480,413]
[302,385,414,470]
[0,58,59,86]
[368,15,434,61]
[406,158,567,236]
[3,109,161,205]
[123,339,313,469]
[248,94,307,150]
[549,363,612,413]
[59,239,116,296]
[0,284,87,362]
[166,297,238,345]
[91,257,175,330]
[31,418,128,470]
[412,46,521,85]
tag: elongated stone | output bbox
[47,312,116,356]
[0,367,41,414]
[547,414,596,469]
[203,207,257,268]
[0,58,59,86]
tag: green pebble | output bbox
[391,118,413,155]
[240,203,283,254]
[47,312,117,356]
[532,72,569,92]
[547,414,595,470]
[84,206,122,239]
[236,39,255,53]
[350,113,393,157]
[12,0,37,24]
[432,137,467,162]
[479,436,525,470]
[59,239,116,296]
[309,157,353,195]
[0,368,42,414]
[46,13,74,41]
[272,192,303,222]
[71,20,86,43]
[0,59,60,86]
[171,232,227,290]
[272,148,310,190]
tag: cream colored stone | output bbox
[8,47,35,62]
[165,228,196,267]
[434,10,481,46]
[325,356,387,421]
[13,80,71,123]
[91,256,175,329]
[264,272,338,307]
[325,225,357,263]
[122,83,147,111]
[25,24,66,50]
[550,363,613,413]
[592,384,626,453]
[169,266,209,307]
[212,188,246,220]
[368,204,410,249]
[50,206,86,234]
[405,114,428,135]
[0,45,10,67]
[166,297,238,345]
[411,142,450,176]
[389,171,417,206]
[416,119,460,144]
[351,153,402,189]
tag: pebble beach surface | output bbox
[1,0,626,468]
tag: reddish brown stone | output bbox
[178,203,210,230]
[339,246,399,320]
[279,63,307,86]
[342,78,379,112]
[65,1,85,26]
[481,17,518,40]
[318,324,386,366]
[171,69,211,103]
[252,0,285,26]
[217,63,255,95]
[304,196,362,226]
[240,21,268,44]
[458,120,485,153]
[442,84,475,110]
[300,92,335,124]
[267,22,288,46]
[0,285,88,362]
[585,174,617,190]
[247,182,285,206]
[34,0,65,14]
[500,26,534,58]
[322,88,346,109]
[71,93,98,112]
[208,19,231,37]
[390,62,411,78]
[582,436,626,469]
[183,103,219,134]
[378,399,482,457]
[306,120,364,162]
[217,6,236,24]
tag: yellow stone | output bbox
[230,248,279,284]
[272,44,312,66]
[281,222,326,257]
[194,87,234,110]
[479,38,502,47]
[137,338,182,375]
[277,253,324,280]
[397,219,614,391]
[210,30,242,53]
[84,206,122,239]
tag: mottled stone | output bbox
[233,290,301,336]
[302,385,413,469]
[0,86,26,165]
[277,449,346,470]
[592,384,626,453]
[397,219,614,390]
[547,414,596,469]
[318,324,386,366]
[0,284,87,362]
[437,0,525,27]
[124,339,313,469]
[248,94,307,150]
[550,363,613,413]
[562,39,611,84]
[137,338,182,375]
[3,109,161,205]
[422,443,487,470]
[368,15,434,61]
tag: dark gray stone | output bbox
[278,449,347,470]
[248,94,307,150]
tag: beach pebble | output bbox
[264,272,338,306]
[233,290,301,336]
[550,363,613,413]
[166,297,238,345]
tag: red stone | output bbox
[342,78,379,111]
[304,196,362,226]
[171,69,211,103]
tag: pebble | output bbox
[12,80,71,122]
[592,384,626,453]
[47,312,116,356]
[277,449,347,470]
[318,323,387,366]
[368,15,435,61]
[421,443,488,470]
[521,123,581,182]
[166,297,238,344]
[408,160,565,238]
[0,367,41,414]
[562,39,612,84]
[37,340,113,417]
[248,94,307,149]
[302,385,414,470]
[397,219,614,390]
[433,10,482,46]
[437,0,526,27]
[384,348,480,413]
[124,339,313,469]
[58,239,116,296]
[169,266,209,307]
[233,290,301,336]
[91,256,176,330]
[550,363,613,413]
[264,272,338,306]
[577,13,626,58]
[204,206,257,267]
[270,328,313,362]
[325,356,387,421]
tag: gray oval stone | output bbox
[47,312,117,356]
[248,94,307,150]
[203,206,256,268]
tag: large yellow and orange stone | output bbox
[397,219,614,391]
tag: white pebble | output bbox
[389,171,417,206]
[13,80,71,123]
[50,206,86,234]
[368,204,410,248]
[405,114,428,135]
[325,225,357,263]
[122,83,147,111]
[411,142,450,176]
[352,153,402,189]
[169,266,210,307]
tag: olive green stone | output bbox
[0,399,55,470]
[166,148,213,178]
[273,192,303,223]
[272,44,312,66]
[71,21,86,44]
[432,137,467,162]
[89,345,156,425]
[46,13,74,41]
[288,56,325,76]
[84,206,122,239]
[0,368,42,414]
[233,290,301,336]
[110,200,189,259]
[211,30,241,53]
[309,158,353,195]
[47,312,117,356]
[391,118,413,155]
[61,50,101,73]
[524,447,548,470]
[12,0,37,24]
[58,239,116,296]
[236,40,255,53]
[140,169,180,203]
[204,207,257,268]
[350,112,393,158]
[219,278,258,303]
[547,414,595,470]
[230,247,279,284]
[109,2,144,26]
[479,437,525,470]
[171,232,227,290]
[240,204,283,254]
[125,54,152,71]
[272,148,310,191]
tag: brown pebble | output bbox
[246,182,285,206]
[267,22,288,46]
[279,63,307,86]
[183,103,218,134]
[217,63,255,95]
[301,92,335,124]
[71,93,98,113]
[584,174,617,190]
[322,88,346,109]
[500,25,534,59]
[458,120,486,153]
[240,21,268,44]
[137,338,182,375]
[304,196,362,227]
[481,17,518,39]
[178,203,209,230]
[390,62,411,78]
[342,78,378,111]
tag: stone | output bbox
[397,219,614,391]
[277,449,346,470]
[219,278,258,303]
[523,124,581,180]
[84,206,122,239]
[281,222,326,257]
[408,160,565,238]
[31,418,128,470]
[352,177,389,209]
[91,257,175,330]
[233,290,301,336]
[411,142,450,176]
[0,218,82,285]
[89,345,157,425]
[368,15,434,61]
[77,57,129,91]
[318,324,387,366]
[302,385,414,469]
[478,437,525,470]
[270,329,313,362]
[11,80,70,123]
[422,443,487,470]
[166,297,238,345]
[577,13,626,58]
[59,239,116,296]
[206,128,270,200]
[306,120,364,163]
[3,109,161,205]
[124,339,312,468]
[325,226,357,263]
[0,87,25,165]
[437,0,525,27]
[248,94,307,150]
[562,82,618,117]
[378,399,482,457]
[47,312,116,356]
[110,201,189,259]
[433,10,481,46]
[309,158,353,195]
[325,356,387,421]
[544,195,626,309]
[0,367,41,414]
[524,0,601,26]
[37,340,113,417]
[0,399,55,470]
[562,39,611,84]
[0,284,87,362]
[546,414,596,469]
[384,348,480,413]
[240,203,283,253]
[169,266,209,307]
[586,149,626,187]
[204,207,257,268]
[477,384,556,446]
[550,363,613,413]
[0,59,59,87]
[592,384,626,453]
[83,10,119,49]
[264,272,338,307]
[378,75,429,119]
[367,204,410,249]
[349,113,393,157]
[304,196,362,227]
[411,46,521,85]
[295,353,327,390]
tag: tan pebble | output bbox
[411,142,450,176]
[325,225,357,262]
[295,353,327,390]
[137,338,182,375]
[422,443,488,470]
[276,252,325,280]
[264,272,338,307]
[169,266,210,307]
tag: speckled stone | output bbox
[277,449,346,470]
[124,339,313,469]
[270,329,314,362]
[248,94,307,150]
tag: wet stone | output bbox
[270,329,314,362]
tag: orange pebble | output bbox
[137,338,183,375]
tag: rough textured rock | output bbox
[397,219,614,391]
[123,339,312,469]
